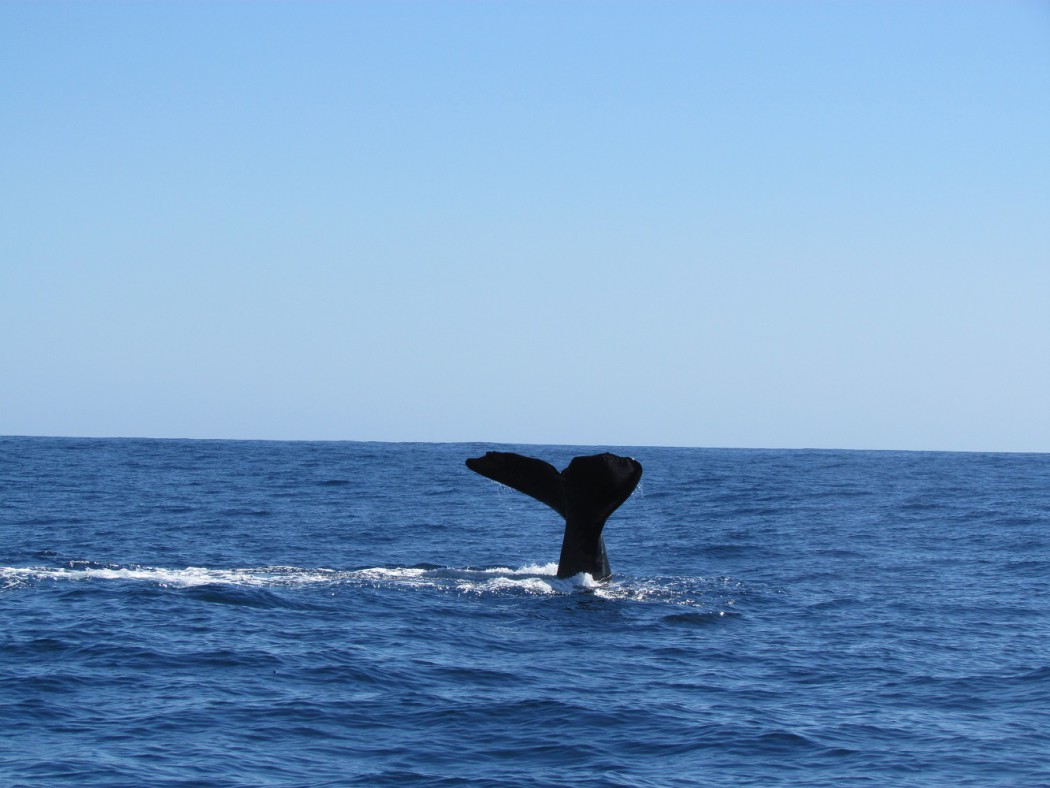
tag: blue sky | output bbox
[2,1,1048,451]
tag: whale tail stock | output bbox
[465,451,643,581]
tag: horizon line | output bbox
[2,433,1047,457]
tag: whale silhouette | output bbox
[465,451,643,581]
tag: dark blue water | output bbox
[2,437,1048,787]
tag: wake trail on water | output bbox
[0,561,749,610]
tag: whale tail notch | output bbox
[465,451,642,580]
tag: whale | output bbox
[465,451,642,581]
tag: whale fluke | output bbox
[466,451,642,581]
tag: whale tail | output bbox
[465,452,566,516]
[465,451,642,580]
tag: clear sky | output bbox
[2,1,1048,452]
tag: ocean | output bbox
[1,436,1048,787]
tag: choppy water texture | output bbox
[2,437,1049,786]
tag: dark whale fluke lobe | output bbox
[465,451,642,581]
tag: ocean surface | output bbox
[2,437,1048,787]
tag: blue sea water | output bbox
[1,437,1048,787]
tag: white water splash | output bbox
[1,561,743,608]
[346,563,595,596]
[0,564,338,589]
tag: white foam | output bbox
[354,567,428,580]
[346,564,570,596]
[1,562,740,608]
[3,561,602,597]
[0,565,337,589]
[501,562,559,576]
[458,576,555,595]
